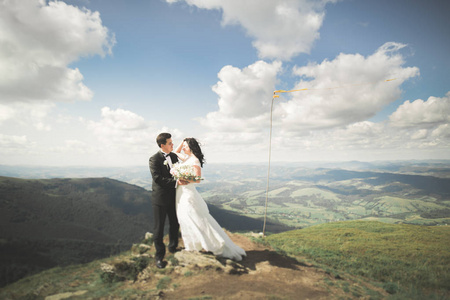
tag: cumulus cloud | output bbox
[278,121,387,154]
[0,133,35,156]
[0,134,28,148]
[389,92,450,128]
[96,107,148,131]
[80,107,191,165]
[272,117,449,162]
[194,60,282,158]
[166,0,336,60]
[0,101,55,130]
[202,43,419,138]
[196,43,436,161]
[48,139,96,155]
[0,0,115,103]
[199,60,282,134]
[432,124,450,138]
[87,107,152,148]
[379,91,450,154]
[276,42,419,134]
[86,107,184,155]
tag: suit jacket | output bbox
[149,151,179,206]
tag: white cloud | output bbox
[0,104,187,166]
[191,60,282,159]
[411,129,428,140]
[166,0,336,60]
[48,139,96,155]
[0,134,33,155]
[201,43,419,140]
[82,107,190,165]
[87,107,152,148]
[0,0,115,103]
[270,118,449,162]
[199,60,282,134]
[284,121,389,153]
[97,107,148,131]
[382,91,450,154]
[195,44,448,162]
[0,104,15,123]
[432,124,450,138]
[86,107,186,154]
[276,42,419,134]
[0,101,55,130]
[389,92,450,128]
[0,134,28,147]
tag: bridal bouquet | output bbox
[170,163,203,181]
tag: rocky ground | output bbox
[113,232,387,300]
[36,232,388,300]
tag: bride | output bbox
[173,138,246,261]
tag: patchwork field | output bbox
[198,163,450,229]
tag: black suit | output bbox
[149,151,179,261]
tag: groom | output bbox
[149,132,185,268]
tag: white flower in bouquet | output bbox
[170,162,203,181]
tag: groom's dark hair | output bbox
[156,133,171,148]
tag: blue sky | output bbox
[1,0,449,167]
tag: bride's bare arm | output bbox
[174,140,188,161]
[182,165,202,184]
[175,140,183,153]
[189,165,202,183]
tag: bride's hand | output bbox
[177,179,189,186]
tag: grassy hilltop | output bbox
[267,220,450,299]
[0,176,289,287]
[1,221,449,299]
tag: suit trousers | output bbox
[152,203,179,261]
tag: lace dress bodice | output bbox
[181,155,201,168]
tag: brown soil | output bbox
[131,233,387,300]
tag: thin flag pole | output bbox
[262,94,275,236]
[262,78,396,236]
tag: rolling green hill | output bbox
[0,176,153,287]
[1,221,448,299]
[266,220,450,298]
[0,176,288,287]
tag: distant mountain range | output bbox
[0,176,289,287]
[2,159,450,190]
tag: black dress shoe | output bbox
[168,247,180,254]
[156,260,166,269]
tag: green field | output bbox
[266,220,450,298]
[204,177,450,228]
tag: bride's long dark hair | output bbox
[185,138,205,167]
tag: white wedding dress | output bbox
[175,155,246,261]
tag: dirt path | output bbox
[153,233,386,299]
